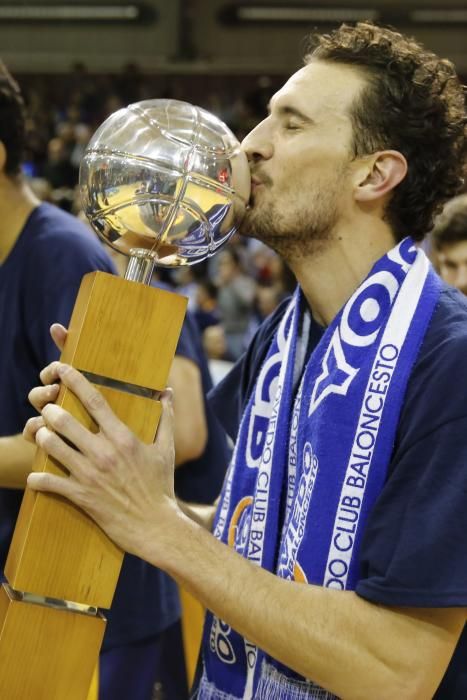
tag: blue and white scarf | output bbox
[197,238,441,700]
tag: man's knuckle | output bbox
[69,482,89,508]
[38,428,53,448]
[85,391,105,413]
[78,478,93,497]
[115,431,136,455]
[99,450,117,472]
[40,361,57,380]
[51,411,67,432]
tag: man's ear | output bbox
[354,150,407,203]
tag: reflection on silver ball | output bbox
[79,99,251,267]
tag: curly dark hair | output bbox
[0,60,26,176]
[305,22,466,242]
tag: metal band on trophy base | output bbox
[0,583,105,700]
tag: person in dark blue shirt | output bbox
[0,60,229,700]
[25,22,467,699]
[0,60,116,540]
[209,284,467,698]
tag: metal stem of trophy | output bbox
[124,249,157,284]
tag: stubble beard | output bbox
[239,181,342,263]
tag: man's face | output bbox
[437,241,467,295]
[239,60,368,260]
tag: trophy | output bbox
[0,100,250,698]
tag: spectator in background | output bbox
[255,283,285,320]
[172,265,199,310]
[245,283,286,345]
[202,324,234,385]
[193,279,221,332]
[70,123,92,171]
[43,135,76,189]
[215,247,256,359]
[247,240,280,284]
[431,193,467,295]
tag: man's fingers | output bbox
[23,415,46,443]
[41,403,106,463]
[39,361,63,386]
[155,389,175,454]
[50,323,68,353]
[27,471,80,505]
[35,426,86,476]
[28,383,60,412]
[55,364,122,436]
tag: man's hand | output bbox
[24,362,179,562]
[0,324,68,490]
[49,322,67,352]
[48,323,208,469]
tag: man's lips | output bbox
[251,177,266,192]
[251,171,272,187]
[248,175,270,206]
[249,180,262,206]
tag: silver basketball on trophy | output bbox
[79,99,251,267]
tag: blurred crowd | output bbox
[17,64,467,381]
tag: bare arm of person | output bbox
[24,364,465,700]
[177,498,217,530]
[0,327,62,489]
[169,355,208,467]
[0,433,38,488]
[161,514,464,700]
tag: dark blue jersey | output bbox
[0,203,115,566]
[209,283,467,698]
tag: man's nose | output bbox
[241,119,273,163]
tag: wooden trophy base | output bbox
[0,271,187,698]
